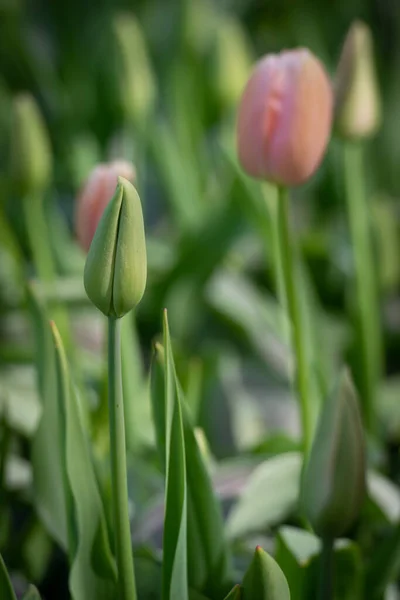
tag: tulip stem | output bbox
[108,316,137,600]
[343,142,382,431]
[319,537,334,600]
[276,186,312,453]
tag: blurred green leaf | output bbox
[252,432,301,456]
[226,453,302,540]
[0,366,40,437]
[150,120,204,230]
[206,269,290,377]
[0,553,16,600]
[50,322,117,599]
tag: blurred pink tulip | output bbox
[237,49,333,186]
[75,160,135,251]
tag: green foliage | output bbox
[2,2,400,599]
[152,323,231,597]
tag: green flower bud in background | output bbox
[84,177,147,318]
[10,93,52,195]
[210,16,253,110]
[242,546,290,600]
[301,368,366,539]
[335,21,382,140]
[111,12,156,125]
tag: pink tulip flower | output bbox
[237,49,333,186]
[75,160,135,252]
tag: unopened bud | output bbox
[84,177,147,318]
[301,368,366,539]
[75,160,135,252]
[211,17,253,109]
[112,13,156,124]
[242,546,290,599]
[10,94,52,195]
[335,21,382,139]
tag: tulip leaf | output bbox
[242,546,290,600]
[50,322,117,600]
[0,553,17,600]
[205,270,290,377]
[152,320,231,597]
[28,286,68,550]
[226,453,302,540]
[162,310,189,600]
[276,526,363,600]
[150,120,204,231]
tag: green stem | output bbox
[343,142,382,431]
[319,537,334,600]
[108,317,137,600]
[275,186,312,454]
[23,194,72,349]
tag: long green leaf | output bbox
[162,310,189,600]
[0,553,17,600]
[50,322,117,600]
[152,335,231,596]
[28,285,68,550]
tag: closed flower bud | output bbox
[301,368,366,539]
[111,13,156,124]
[211,16,253,109]
[84,177,147,318]
[242,546,290,600]
[237,49,333,186]
[75,160,135,252]
[10,94,52,195]
[335,21,382,140]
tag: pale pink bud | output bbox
[75,160,135,251]
[237,49,333,186]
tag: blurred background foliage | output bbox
[2,0,400,596]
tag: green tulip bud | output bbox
[84,177,147,318]
[10,93,52,195]
[242,546,290,600]
[112,13,156,124]
[211,16,253,109]
[301,368,366,539]
[335,21,382,140]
